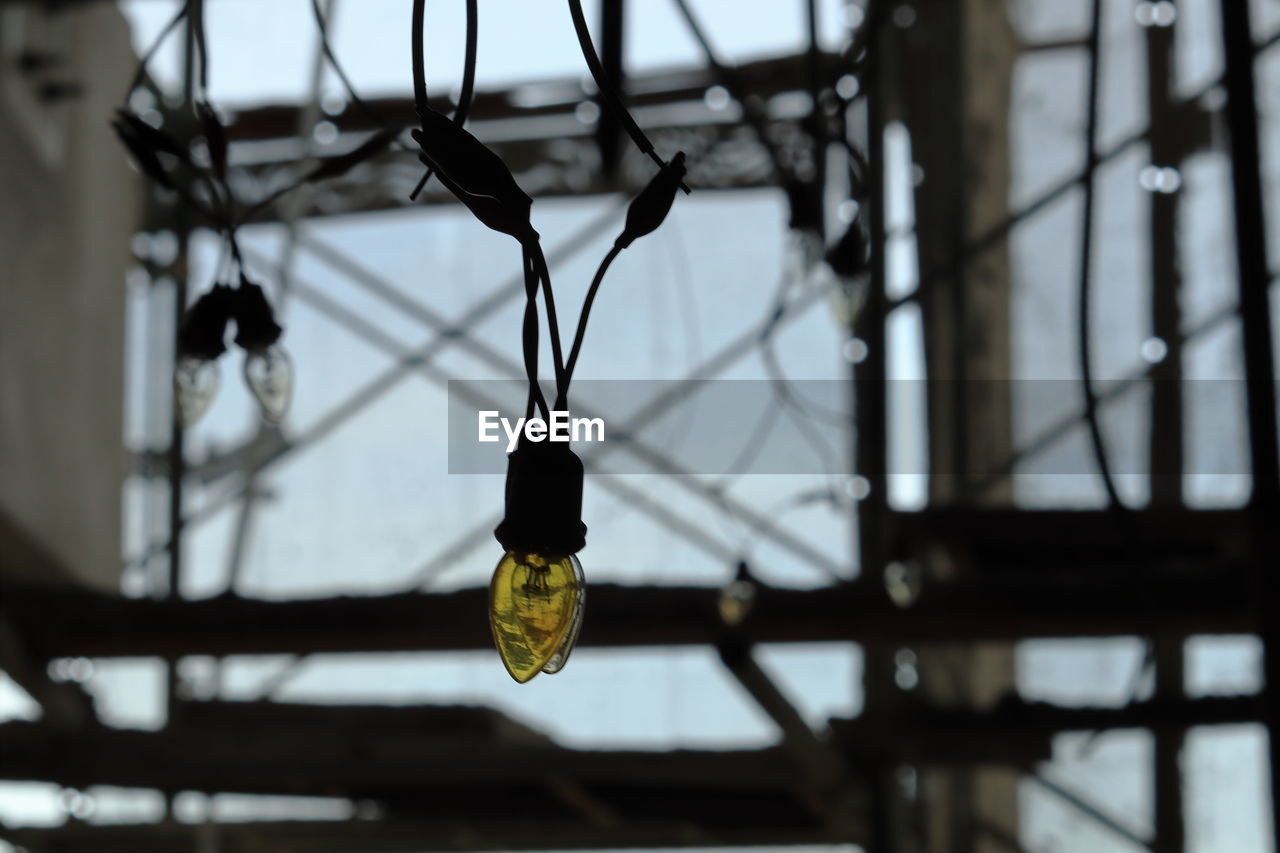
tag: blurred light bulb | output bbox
[718,562,757,627]
[884,559,923,608]
[174,355,220,427]
[1140,336,1168,364]
[824,220,870,327]
[243,344,293,423]
[489,550,585,683]
[312,120,339,145]
[718,579,756,627]
[320,92,347,116]
[704,85,731,111]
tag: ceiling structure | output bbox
[2,0,1280,851]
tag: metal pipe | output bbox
[1218,0,1280,844]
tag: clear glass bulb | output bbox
[541,555,585,675]
[488,550,585,683]
[243,344,293,424]
[174,355,220,427]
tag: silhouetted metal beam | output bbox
[717,639,843,788]
[594,0,626,176]
[1,567,1256,661]
[1218,1,1280,845]
[226,52,834,140]
[0,719,823,791]
[1,818,851,853]
[1028,771,1152,850]
[836,695,1265,744]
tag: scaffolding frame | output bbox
[2,1,1279,851]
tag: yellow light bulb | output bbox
[488,550,585,683]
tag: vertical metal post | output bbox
[1152,636,1185,853]
[1146,10,1186,852]
[595,0,625,178]
[1145,0,1183,506]
[856,0,889,592]
[804,0,827,238]
[1218,0,1280,844]
[857,3,897,851]
[165,0,198,742]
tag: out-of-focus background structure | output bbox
[1,0,1279,851]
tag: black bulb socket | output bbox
[177,284,235,361]
[826,220,869,279]
[494,438,587,559]
[232,278,284,352]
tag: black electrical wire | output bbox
[457,0,479,125]
[411,0,429,118]
[1078,0,1124,509]
[309,0,383,126]
[526,240,569,402]
[559,244,622,407]
[566,0,688,194]
[566,0,660,169]
[521,246,551,421]
[121,3,233,228]
[124,4,187,102]
[186,0,210,99]
[310,0,476,204]
[410,0,478,201]
[668,0,789,184]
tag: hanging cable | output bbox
[410,0,478,201]
[521,246,550,421]
[566,0,689,192]
[668,0,790,183]
[309,0,382,125]
[310,0,478,203]
[527,240,569,403]
[1078,0,1125,509]
[188,0,210,99]
[560,244,622,400]
[124,4,187,102]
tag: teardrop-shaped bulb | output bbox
[541,554,585,675]
[243,344,293,423]
[174,355,220,427]
[488,550,585,683]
